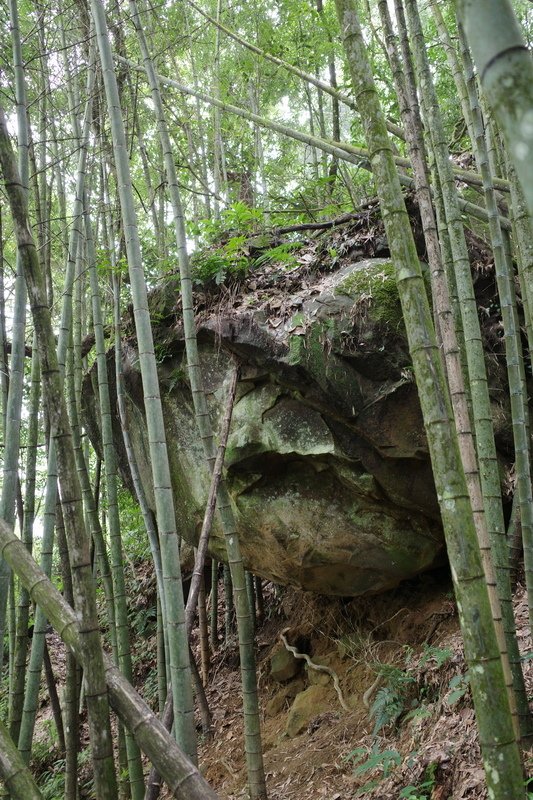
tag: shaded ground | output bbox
[190,569,532,799]
[33,563,532,799]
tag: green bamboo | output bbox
[67,343,119,663]
[8,572,16,711]
[223,565,235,645]
[85,203,145,797]
[0,105,118,799]
[184,0,406,140]
[90,0,197,761]
[9,339,40,743]
[0,210,7,432]
[457,0,533,217]
[0,517,219,800]
[197,576,210,687]
[156,598,167,714]
[458,23,533,731]
[428,0,475,148]
[210,561,219,649]
[145,363,237,797]
[333,2,524,796]
[0,719,42,799]
[111,272,168,664]
[43,504,66,754]
[506,159,533,361]
[403,0,523,739]
[0,0,29,672]
[212,0,226,217]
[106,163,170,684]
[120,53,510,234]
[56,500,79,800]
[245,573,256,638]
[128,4,266,788]
[254,578,264,624]
[17,443,57,764]
[128,3,266,793]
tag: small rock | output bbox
[306,652,341,687]
[270,644,301,683]
[285,685,331,738]
[265,678,305,717]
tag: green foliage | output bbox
[166,366,187,393]
[399,761,439,799]
[154,341,175,364]
[419,643,453,669]
[368,644,457,735]
[96,249,128,278]
[130,603,157,638]
[190,205,303,285]
[345,744,402,794]
[33,720,64,799]
[0,677,8,721]
[77,746,96,797]
[118,490,151,564]
[399,780,434,800]
[340,639,457,795]
[446,672,470,706]
[252,241,301,269]
[191,202,264,245]
[37,759,65,800]
[140,666,159,707]
[345,743,439,798]
[191,248,247,285]
[370,664,416,736]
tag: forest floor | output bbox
[184,567,531,800]
[33,557,533,799]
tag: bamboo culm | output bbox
[333,2,524,796]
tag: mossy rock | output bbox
[270,645,302,683]
[336,259,404,330]
[285,685,332,738]
[83,258,446,597]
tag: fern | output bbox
[252,241,301,269]
[370,665,415,736]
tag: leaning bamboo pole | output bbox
[0,515,219,800]
[118,54,512,230]
[0,719,42,800]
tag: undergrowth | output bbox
[189,200,302,285]
[343,637,472,797]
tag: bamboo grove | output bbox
[0,0,532,798]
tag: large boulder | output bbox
[83,258,448,596]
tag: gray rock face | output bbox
[84,258,446,596]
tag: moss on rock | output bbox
[337,260,403,330]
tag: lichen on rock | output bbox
[82,253,450,597]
